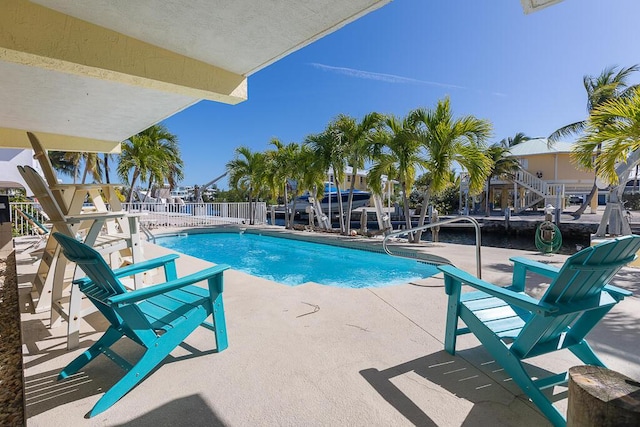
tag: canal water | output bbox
[271,219,589,255]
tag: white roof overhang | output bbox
[0,0,390,152]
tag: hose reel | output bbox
[535,221,562,254]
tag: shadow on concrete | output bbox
[24,366,117,418]
[24,331,219,418]
[591,308,640,368]
[113,394,226,426]
[360,349,557,426]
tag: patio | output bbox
[14,229,640,426]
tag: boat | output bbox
[291,182,371,214]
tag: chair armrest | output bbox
[107,264,229,307]
[603,284,633,299]
[438,265,558,316]
[111,254,180,278]
[51,183,110,191]
[510,256,560,292]
[64,211,127,223]
[510,257,560,278]
[73,254,180,288]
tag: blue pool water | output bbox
[155,232,439,288]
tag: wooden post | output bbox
[431,209,440,242]
[568,365,640,426]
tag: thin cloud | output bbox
[310,63,466,90]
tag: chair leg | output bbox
[208,275,228,352]
[498,354,567,427]
[59,326,123,379]
[89,310,208,417]
[66,282,83,350]
[443,276,461,355]
[88,346,168,417]
[461,312,567,426]
[569,340,605,367]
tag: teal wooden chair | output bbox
[52,232,230,417]
[438,235,640,427]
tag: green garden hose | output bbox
[535,221,562,254]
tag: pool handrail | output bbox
[382,216,482,279]
[140,222,156,243]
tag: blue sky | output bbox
[163,0,640,189]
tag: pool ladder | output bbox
[382,216,483,279]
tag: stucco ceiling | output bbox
[0,0,389,151]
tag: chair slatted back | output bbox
[512,235,640,358]
[27,132,60,189]
[53,232,155,344]
[17,166,67,225]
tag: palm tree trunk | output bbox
[573,182,598,218]
[485,178,491,217]
[283,182,289,228]
[345,172,358,235]
[288,198,298,229]
[143,177,154,202]
[249,186,254,225]
[104,154,110,184]
[81,165,89,184]
[127,169,140,203]
[401,183,414,243]
[415,190,430,242]
[336,183,346,234]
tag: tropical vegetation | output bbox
[116,124,183,203]
[550,64,639,217]
[43,64,640,242]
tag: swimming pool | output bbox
[155,232,439,288]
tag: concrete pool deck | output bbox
[15,227,640,426]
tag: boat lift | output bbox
[195,172,228,203]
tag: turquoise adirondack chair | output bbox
[52,232,230,417]
[438,235,640,427]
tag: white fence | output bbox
[9,201,267,236]
[122,202,267,228]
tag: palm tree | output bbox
[549,65,639,217]
[265,139,303,229]
[500,132,530,148]
[368,111,427,242]
[334,112,383,235]
[305,122,348,233]
[49,151,77,181]
[572,87,640,185]
[413,98,492,240]
[483,144,520,216]
[80,153,104,183]
[226,146,266,225]
[117,124,182,203]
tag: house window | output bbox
[347,176,351,182]
[359,177,363,184]
[329,175,333,182]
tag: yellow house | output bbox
[491,138,597,213]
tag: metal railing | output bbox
[122,202,267,228]
[382,215,483,278]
